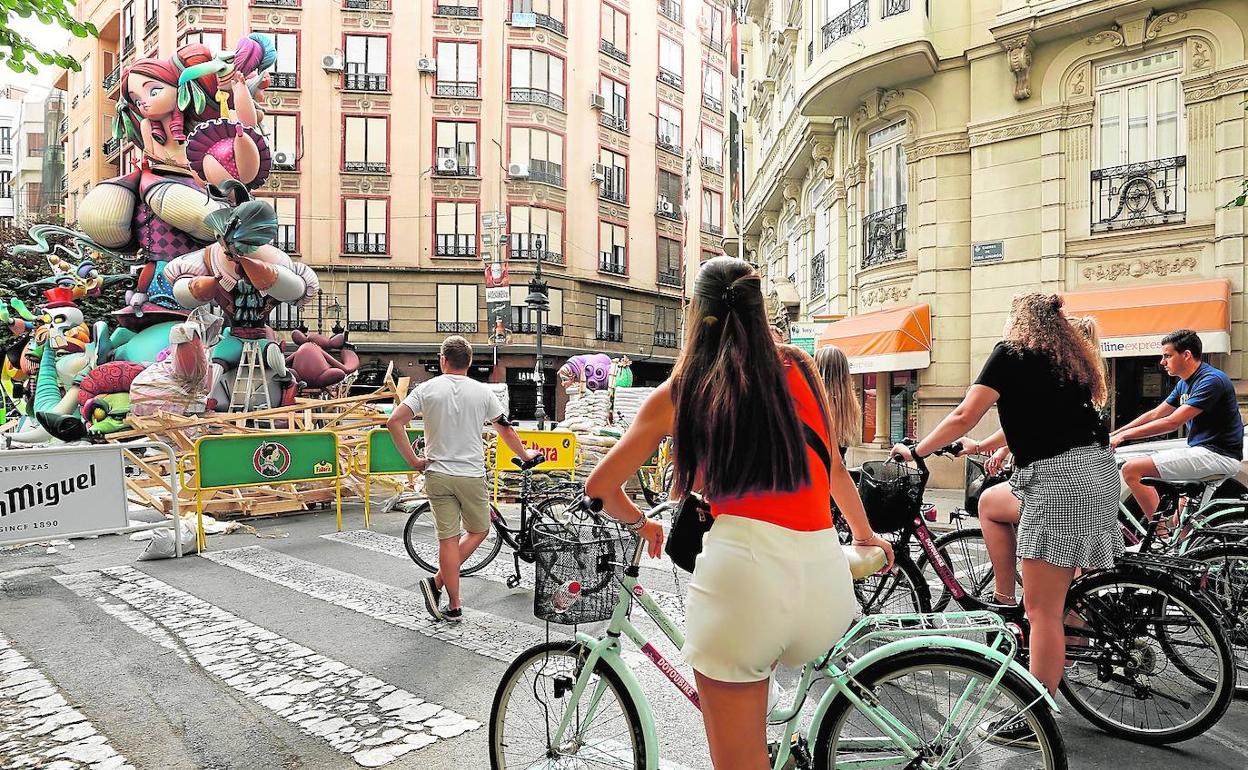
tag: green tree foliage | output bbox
[0,0,97,75]
[1229,98,1248,209]
[0,220,130,351]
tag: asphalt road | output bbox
[2,501,1246,770]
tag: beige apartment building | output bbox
[742,0,1248,480]
[57,0,738,419]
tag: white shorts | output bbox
[681,515,856,683]
[1152,446,1242,484]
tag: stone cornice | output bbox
[1183,64,1248,104]
[968,103,1093,147]
[904,131,971,161]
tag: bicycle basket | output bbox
[532,519,637,625]
[857,461,924,532]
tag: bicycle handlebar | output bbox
[511,453,547,471]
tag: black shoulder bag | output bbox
[665,424,834,573]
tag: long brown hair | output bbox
[671,257,808,499]
[815,345,862,448]
[1006,294,1107,406]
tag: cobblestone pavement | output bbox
[2,501,1246,770]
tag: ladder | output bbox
[229,339,273,428]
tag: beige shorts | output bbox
[682,515,857,683]
[424,472,490,540]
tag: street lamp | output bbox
[524,235,549,429]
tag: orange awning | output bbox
[1061,279,1231,359]
[817,304,932,374]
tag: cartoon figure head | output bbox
[116,44,219,145]
[205,197,279,257]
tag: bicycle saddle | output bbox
[511,453,547,471]
[1139,477,1214,498]
[842,544,887,579]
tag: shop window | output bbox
[346,282,389,332]
[436,284,478,333]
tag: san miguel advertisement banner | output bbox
[195,432,340,489]
[0,446,128,546]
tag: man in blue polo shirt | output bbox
[1112,329,1244,518]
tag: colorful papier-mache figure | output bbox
[558,353,613,392]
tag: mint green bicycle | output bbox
[488,503,1067,770]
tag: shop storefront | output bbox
[817,304,932,448]
[1063,279,1231,428]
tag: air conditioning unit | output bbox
[658,197,675,214]
[589,92,607,111]
[591,163,607,183]
[508,162,530,179]
[273,151,294,169]
[321,54,344,72]
[416,57,437,74]
[437,156,459,174]
[511,11,537,28]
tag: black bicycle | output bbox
[402,454,607,590]
[855,444,1236,745]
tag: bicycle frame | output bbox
[549,539,1054,770]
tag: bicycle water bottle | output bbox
[551,581,582,614]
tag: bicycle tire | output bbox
[402,501,503,576]
[853,553,931,615]
[1058,569,1235,744]
[1182,542,1248,698]
[489,641,646,770]
[813,647,1067,770]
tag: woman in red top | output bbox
[587,257,892,770]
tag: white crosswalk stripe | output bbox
[0,633,134,770]
[54,567,479,768]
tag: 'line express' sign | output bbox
[0,447,128,546]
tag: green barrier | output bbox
[361,428,424,525]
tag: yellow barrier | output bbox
[357,428,424,527]
[493,429,577,500]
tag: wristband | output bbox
[623,511,646,532]
[852,536,876,545]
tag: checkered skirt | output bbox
[1011,444,1123,569]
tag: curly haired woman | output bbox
[893,294,1120,745]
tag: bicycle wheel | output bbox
[813,648,1066,770]
[853,554,931,615]
[489,641,646,770]
[401,501,503,576]
[1059,570,1234,744]
[1184,542,1248,698]
[917,528,1000,611]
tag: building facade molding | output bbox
[1080,254,1200,282]
[904,131,971,161]
[858,282,912,309]
[1001,34,1034,100]
[968,103,1093,147]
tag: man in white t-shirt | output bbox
[387,336,538,622]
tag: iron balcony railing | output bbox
[595,330,624,343]
[510,87,565,111]
[343,161,388,173]
[344,0,390,9]
[703,33,724,52]
[600,182,626,205]
[599,253,627,275]
[659,0,681,24]
[179,0,224,9]
[534,14,565,35]
[103,137,120,157]
[658,269,683,288]
[103,67,121,92]
[58,118,68,137]
[510,248,565,265]
[657,69,683,90]
[883,0,911,18]
[823,0,868,50]
[512,321,563,335]
[344,234,387,254]
[436,82,478,98]
[861,204,907,268]
[144,14,158,35]
[811,250,826,296]
[701,158,723,175]
[654,331,680,348]
[270,314,302,331]
[344,73,388,91]
[1091,155,1187,233]
[527,159,563,186]
[435,4,478,16]
[657,135,681,156]
[268,72,298,89]
[435,234,477,257]
[435,158,477,176]
[702,94,723,114]
[600,113,627,133]
[347,320,390,332]
[437,321,478,334]
[255,0,301,6]
[600,39,628,63]
[701,222,723,236]
[274,237,297,254]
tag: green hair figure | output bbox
[204,199,279,254]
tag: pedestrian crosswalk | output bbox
[1,524,710,769]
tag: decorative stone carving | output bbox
[1002,35,1034,101]
[1082,255,1198,282]
[879,89,904,113]
[860,284,912,308]
[1069,65,1088,97]
[1190,39,1212,70]
[844,162,864,188]
[781,181,801,214]
[1086,28,1125,48]
[1186,76,1248,104]
[812,141,836,180]
[761,213,778,242]
[1145,11,1187,41]
[969,106,1094,147]
[907,134,970,161]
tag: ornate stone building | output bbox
[742,0,1247,481]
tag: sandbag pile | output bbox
[612,387,657,428]
[557,387,611,434]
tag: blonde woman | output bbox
[894,294,1119,744]
[815,345,862,458]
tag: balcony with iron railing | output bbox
[344,0,390,9]
[654,331,680,348]
[527,159,563,187]
[810,251,826,297]
[510,87,564,111]
[268,72,298,89]
[510,234,564,264]
[344,234,387,255]
[58,117,68,137]
[600,39,628,64]
[512,321,563,335]
[122,40,135,58]
[103,137,120,158]
[702,94,723,114]
[599,179,626,205]
[1091,156,1186,233]
[656,135,681,156]
[274,236,297,254]
[178,0,224,10]
[700,221,723,237]
[599,253,627,275]
[103,67,121,93]
[436,4,479,17]
[437,321,478,334]
[600,113,627,133]
[823,0,869,50]
[347,319,390,332]
[144,14,159,36]
[343,160,388,173]
[435,233,477,258]
[861,205,907,269]
[436,81,479,98]
[658,269,683,288]
[254,0,302,6]
[344,73,388,92]
[595,329,624,343]
[533,14,565,35]
[700,157,723,175]
[659,0,681,24]
[703,33,724,52]
[657,69,683,91]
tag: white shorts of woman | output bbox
[681,515,857,683]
